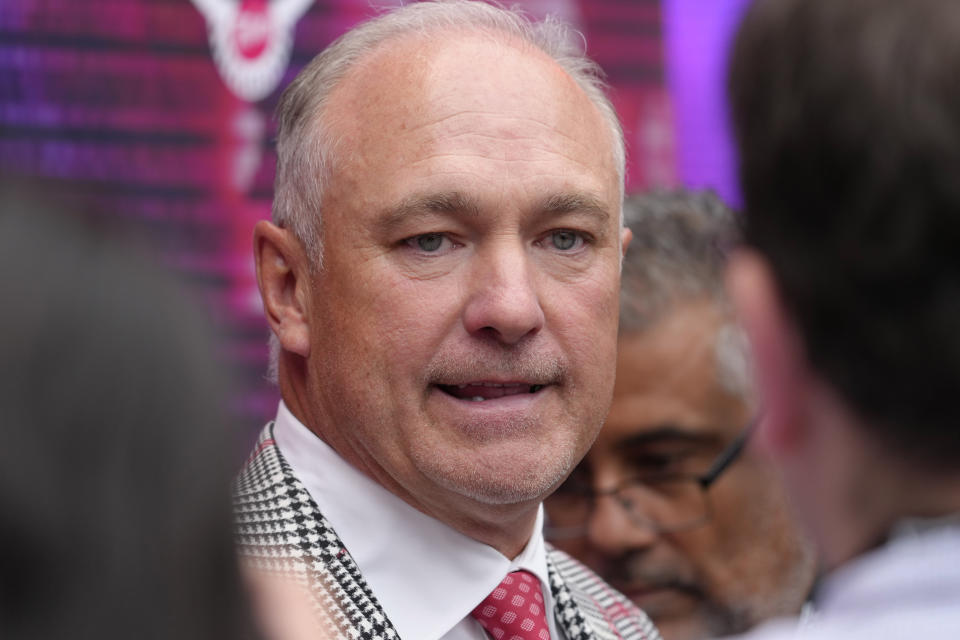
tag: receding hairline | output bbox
[318,27,621,175]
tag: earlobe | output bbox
[726,249,807,457]
[253,220,311,358]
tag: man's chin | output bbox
[411,440,578,507]
[422,456,568,506]
[409,413,588,506]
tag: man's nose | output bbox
[462,242,545,345]
[585,493,659,557]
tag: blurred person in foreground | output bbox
[724,0,960,637]
[546,191,815,640]
[235,1,661,639]
[0,185,261,639]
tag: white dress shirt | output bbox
[725,517,960,640]
[273,401,564,640]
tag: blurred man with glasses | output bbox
[545,191,815,640]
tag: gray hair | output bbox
[620,189,751,398]
[266,0,626,383]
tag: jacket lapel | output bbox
[546,547,662,640]
[547,551,597,640]
[237,424,659,640]
[234,424,400,640]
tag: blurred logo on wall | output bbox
[192,0,314,102]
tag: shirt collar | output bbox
[272,401,554,640]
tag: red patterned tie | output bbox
[470,570,551,640]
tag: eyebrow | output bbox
[539,192,611,225]
[378,191,482,233]
[614,425,723,450]
[379,190,612,230]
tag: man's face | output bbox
[300,35,625,525]
[547,300,814,640]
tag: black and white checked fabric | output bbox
[234,426,396,640]
[547,548,662,640]
[234,423,662,640]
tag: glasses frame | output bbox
[697,414,758,491]
[545,416,759,537]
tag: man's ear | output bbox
[620,226,633,257]
[253,220,311,358]
[726,249,807,457]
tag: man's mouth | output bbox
[436,382,546,402]
[616,579,702,616]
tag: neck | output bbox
[333,429,543,559]
[802,386,960,569]
[423,501,541,560]
[820,467,960,571]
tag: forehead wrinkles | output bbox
[408,113,606,170]
[324,31,615,176]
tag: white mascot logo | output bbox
[192,0,314,102]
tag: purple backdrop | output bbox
[664,0,751,208]
[0,0,675,436]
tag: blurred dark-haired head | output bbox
[0,183,256,639]
[728,0,960,468]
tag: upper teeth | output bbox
[457,382,525,388]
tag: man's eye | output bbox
[550,230,584,251]
[407,233,447,253]
[630,450,696,475]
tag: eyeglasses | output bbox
[544,418,757,539]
